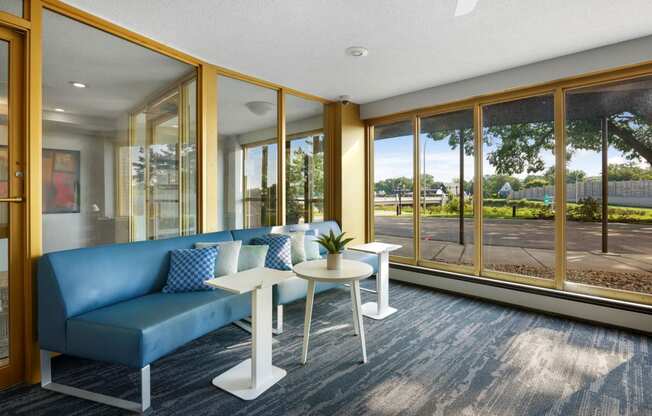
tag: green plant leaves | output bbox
[316,230,354,253]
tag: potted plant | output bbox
[316,230,354,270]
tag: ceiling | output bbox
[218,75,323,136]
[42,9,192,120]
[61,0,652,105]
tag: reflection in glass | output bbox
[285,95,325,224]
[482,95,555,279]
[42,10,197,252]
[0,40,8,365]
[419,110,474,267]
[0,202,7,365]
[566,76,652,295]
[373,120,414,258]
[217,76,278,229]
[0,0,22,17]
[244,142,277,227]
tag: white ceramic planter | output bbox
[326,252,343,270]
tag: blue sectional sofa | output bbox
[37,220,377,412]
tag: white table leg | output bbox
[212,285,286,400]
[301,280,316,365]
[352,280,367,363]
[350,284,359,336]
[362,250,398,320]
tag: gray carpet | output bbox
[1,280,651,416]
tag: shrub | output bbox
[569,197,601,221]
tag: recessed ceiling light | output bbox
[455,0,479,17]
[69,81,87,88]
[54,108,65,112]
[345,46,368,57]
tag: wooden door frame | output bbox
[0,25,26,389]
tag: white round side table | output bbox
[293,259,373,364]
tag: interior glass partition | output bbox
[217,75,278,229]
[565,76,652,296]
[42,9,197,251]
[419,110,475,268]
[372,120,414,259]
[482,95,556,281]
[284,94,325,225]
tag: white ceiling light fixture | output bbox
[245,101,274,116]
[455,0,479,17]
[54,108,65,112]
[345,46,368,57]
[69,81,87,88]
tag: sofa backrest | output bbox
[229,221,342,254]
[37,231,233,353]
[230,226,273,244]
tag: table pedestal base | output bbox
[361,302,397,320]
[212,359,286,400]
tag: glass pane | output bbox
[285,94,324,225]
[482,95,555,279]
[0,0,22,17]
[566,76,652,295]
[42,10,197,251]
[0,39,8,366]
[419,110,474,267]
[373,120,414,258]
[217,76,278,229]
[0,202,7,366]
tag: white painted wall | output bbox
[361,35,652,120]
[391,266,652,333]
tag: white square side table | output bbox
[348,242,401,320]
[205,267,294,400]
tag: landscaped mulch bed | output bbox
[489,264,652,294]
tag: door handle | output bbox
[0,197,24,203]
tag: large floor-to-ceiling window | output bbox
[419,110,475,270]
[482,95,556,281]
[372,120,414,259]
[42,9,197,252]
[565,76,652,296]
[367,73,652,305]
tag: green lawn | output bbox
[374,199,652,223]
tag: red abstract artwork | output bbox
[43,149,80,213]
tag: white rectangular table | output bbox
[205,267,294,400]
[348,242,401,320]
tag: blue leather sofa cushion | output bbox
[66,290,251,368]
[230,226,272,244]
[38,230,233,353]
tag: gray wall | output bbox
[361,35,652,120]
[42,122,117,253]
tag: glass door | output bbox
[0,26,25,388]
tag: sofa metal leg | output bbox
[40,350,151,413]
[234,304,284,335]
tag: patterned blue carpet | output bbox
[1,279,651,415]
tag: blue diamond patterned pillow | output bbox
[251,233,292,270]
[162,247,218,293]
